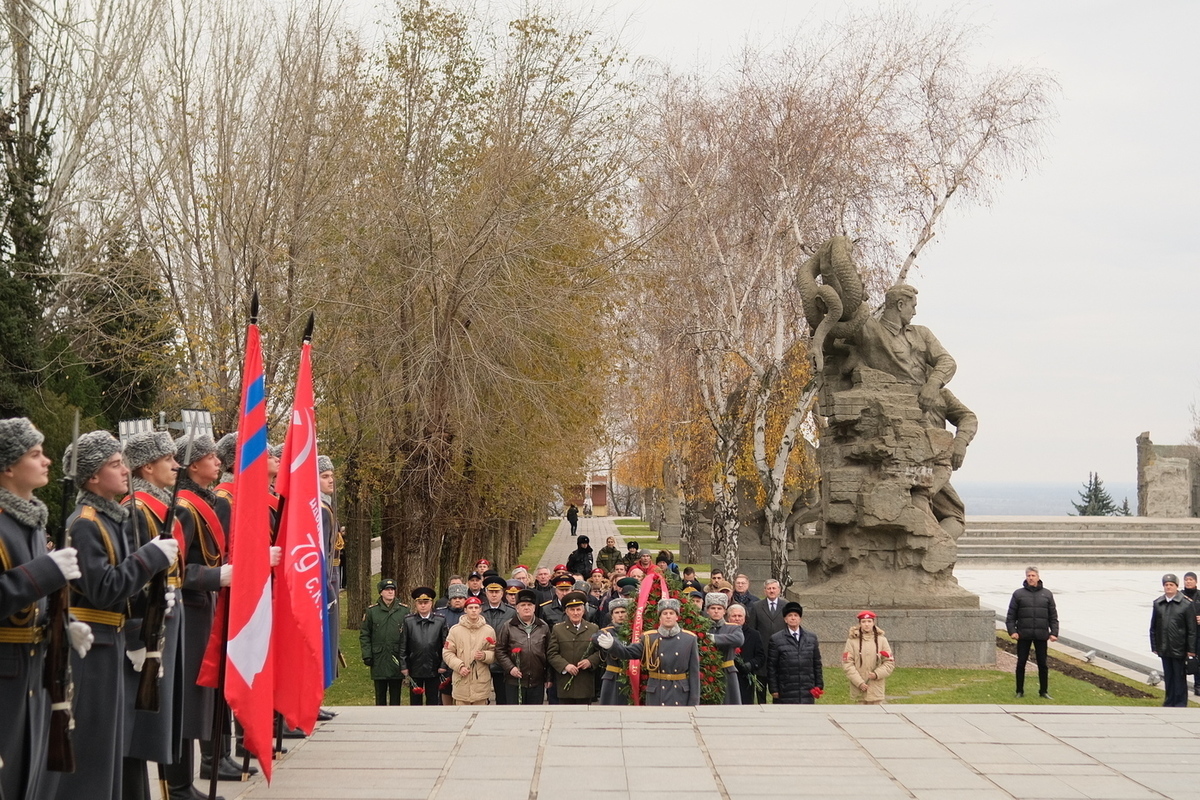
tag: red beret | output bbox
[857,610,876,620]
[464,596,482,606]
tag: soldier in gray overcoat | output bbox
[598,598,701,706]
[595,598,630,705]
[47,431,175,800]
[0,418,85,800]
[705,592,744,705]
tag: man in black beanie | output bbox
[45,430,177,800]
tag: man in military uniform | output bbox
[48,431,176,800]
[359,579,407,705]
[539,574,574,627]
[317,455,341,706]
[595,598,630,705]
[704,593,744,705]
[122,430,188,800]
[547,591,601,704]
[170,433,235,792]
[480,574,515,704]
[0,418,87,800]
[598,598,700,706]
[400,587,448,705]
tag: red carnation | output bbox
[412,686,425,695]
[512,647,523,655]
[486,637,496,644]
[810,687,824,699]
[879,651,891,658]
[735,648,742,655]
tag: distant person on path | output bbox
[566,534,594,576]
[1005,566,1059,699]
[841,611,895,704]
[596,536,621,574]
[1183,572,1200,696]
[1150,573,1196,708]
[768,602,823,704]
[360,579,408,705]
[566,504,580,535]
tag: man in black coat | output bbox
[400,588,449,705]
[565,535,593,577]
[1151,573,1197,708]
[728,604,765,704]
[1005,566,1059,699]
[747,579,787,694]
[767,602,822,704]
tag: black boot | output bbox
[163,746,225,800]
[198,743,243,781]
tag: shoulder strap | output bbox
[129,492,186,555]
[178,489,227,556]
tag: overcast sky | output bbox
[349,0,1200,486]
[576,0,1200,487]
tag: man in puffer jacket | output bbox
[768,602,823,704]
[1151,573,1197,707]
[1005,566,1059,699]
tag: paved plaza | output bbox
[214,705,1200,800]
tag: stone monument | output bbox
[789,237,993,667]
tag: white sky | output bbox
[347,0,1200,486]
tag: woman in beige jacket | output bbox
[841,611,895,704]
[443,597,497,705]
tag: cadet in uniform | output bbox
[359,579,407,705]
[0,418,86,800]
[704,592,744,704]
[49,431,175,800]
[598,598,700,706]
[596,597,630,705]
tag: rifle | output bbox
[136,417,196,711]
[44,410,79,773]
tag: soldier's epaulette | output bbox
[680,629,697,637]
[80,505,98,522]
[367,603,378,609]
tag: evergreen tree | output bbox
[1071,472,1120,516]
[1118,497,1133,516]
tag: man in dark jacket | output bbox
[1005,566,1059,699]
[360,579,408,705]
[728,604,766,704]
[400,588,449,705]
[565,504,579,536]
[768,602,823,704]
[747,579,788,695]
[1151,573,1197,707]
[495,589,551,705]
[566,535,594,577]
[1183,571,1200,696]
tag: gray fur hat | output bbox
[64,430,122,483]
[573,580,590,593]
[175,433,217,467]
[447,583,469,599]
[1163,573,1180,586]
[658,598,681,613]
[0,417,44,471]
[215,432,238,470]
[705,592,728,608]
[317,454,334,473]
[268,443,284,459]
[124,430,176,471]
[608,598,630,610]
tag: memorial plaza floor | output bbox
[213,704,1200,800]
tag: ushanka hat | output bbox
[268,443,284,459]
[447,583,469,599]
[705,592,728,608]
[175,433,217,467]
[0,417,44,471]
[658,598,681,613]
[317,454,334,473]
[124,431,176,471]
[782,601,804,617]
[608,598,630,610]
[64,430,122,483]
[215,432,238,469]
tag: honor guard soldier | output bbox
[212,433,237,502]
[122,431,188,800]
[704,592,744,704]
[400,586,448,705]
[171,434,235,794]
[317,455,340,686]
[47,431,176,800]
[595,598,630,705]
[598,598,700,706]
[0,418,88,800]
[547,591,601,704]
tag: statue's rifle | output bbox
[136,416,197,711]
[44,410,80,773]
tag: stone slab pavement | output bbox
[537,516,628,573]
[201,705,1200,800]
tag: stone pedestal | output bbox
[788,604,996,668]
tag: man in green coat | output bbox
[360,579,408,705]
[547,591,601,704]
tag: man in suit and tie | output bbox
[747,579,788,697]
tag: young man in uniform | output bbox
[595,598,630,705]
[598,598,700,706]
[359,579,407,705]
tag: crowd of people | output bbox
[0,417,343,800]
[358,534,898,709]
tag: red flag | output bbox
[200,322,275,781]
[272,337,325,734]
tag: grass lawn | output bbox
[514,518,560,571]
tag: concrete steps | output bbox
[957,515,1200,567]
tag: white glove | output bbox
[127,647,147,672]
[68,621,94,658]
[220,564,233,587]
[49,548,80,581]
[149,537,179,565]
[597,630,614,650]
[164,588,176,610]
[270,546,282,567]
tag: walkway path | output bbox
[536,515,627,572]
[216,704,1196,800]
